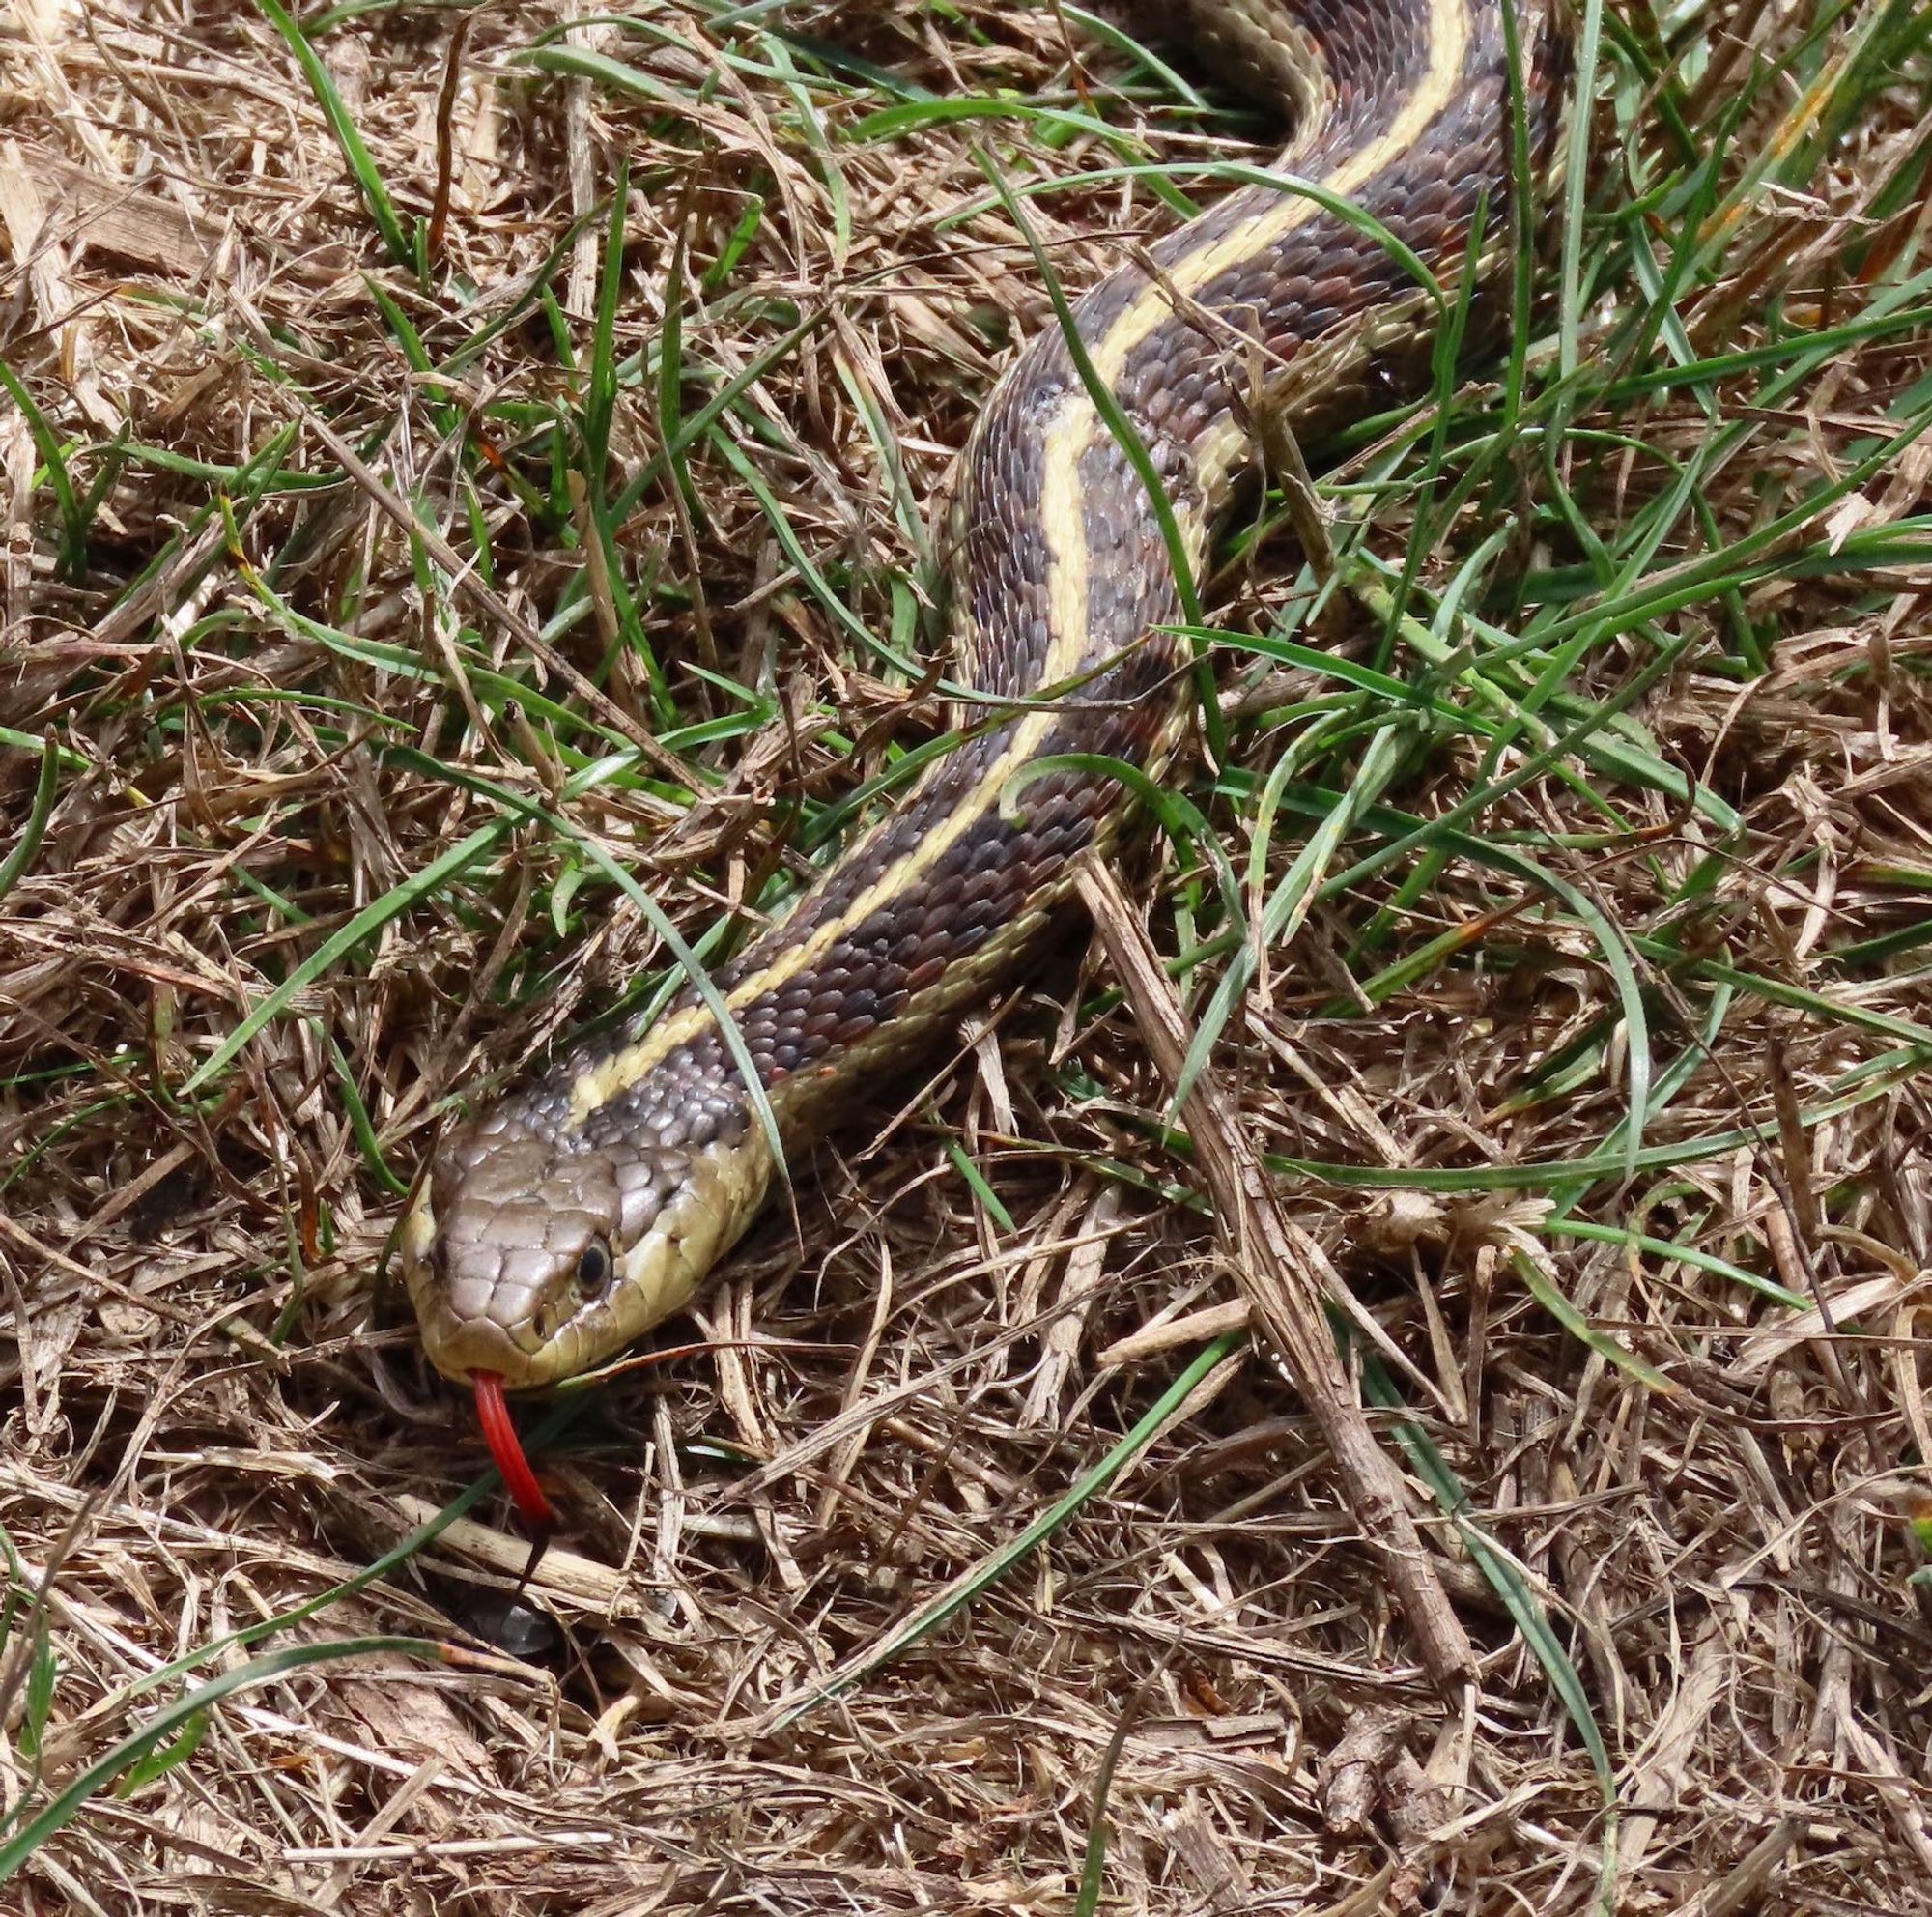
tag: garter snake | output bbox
[400,0,1570,1502]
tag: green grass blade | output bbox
[0,732,60,906]
[0,362,87,579]
[0,1636,440,1880]
[774,1329,1246,1725]
[254,0,412,268]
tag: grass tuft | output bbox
[2,1,1929,1908]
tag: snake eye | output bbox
[573,1237,613,1301]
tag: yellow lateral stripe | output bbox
[1090,0,1471,392]
[1022,0,1473,842]
[567,1,1473,1125]
[570,688,1089,1118]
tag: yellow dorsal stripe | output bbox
[1089,0,1470,393]
[569,0,1473,1124]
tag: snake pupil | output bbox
[574,1238,613,1300]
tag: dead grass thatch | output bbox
[4,0,1932,1911]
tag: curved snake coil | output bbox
[401,0,1570,1471]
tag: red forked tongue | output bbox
[472,1371,556,1531]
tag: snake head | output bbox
[401,1080,775,1390]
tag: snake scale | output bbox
[399,0,1570,1514]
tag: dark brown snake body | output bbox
[401,0,1570,1417]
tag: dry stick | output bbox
[427,10,473,263]
[1075,860,1477,1693]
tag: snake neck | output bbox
[411,0,1569,1384]
[583,0,1563,1145]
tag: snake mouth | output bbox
[472,1371,556,1531]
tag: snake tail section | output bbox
[405,0,1569,1388]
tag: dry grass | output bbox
[4,0,1932,1910]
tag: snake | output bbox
[399,0,1570,1523]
